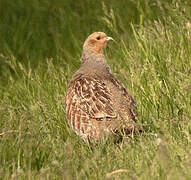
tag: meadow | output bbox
[0,0,191,179]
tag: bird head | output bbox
[83,32,113,55]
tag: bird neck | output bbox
[80,49,110,74]
[81,48,106,63]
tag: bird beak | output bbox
[106,36,114,41]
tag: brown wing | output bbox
[65,75,117,136]
[109,75,138,121]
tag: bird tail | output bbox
[113,123,143,136]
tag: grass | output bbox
[0,0,191,179]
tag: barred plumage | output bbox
[65,32,142,142]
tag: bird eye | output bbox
[96,36,101,40]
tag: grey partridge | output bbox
[65,32,141,142]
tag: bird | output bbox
[65,32,142,142]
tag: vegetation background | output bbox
[0,0,191,179]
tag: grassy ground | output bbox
[0,0,191,179]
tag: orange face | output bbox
[83,32,113,54]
